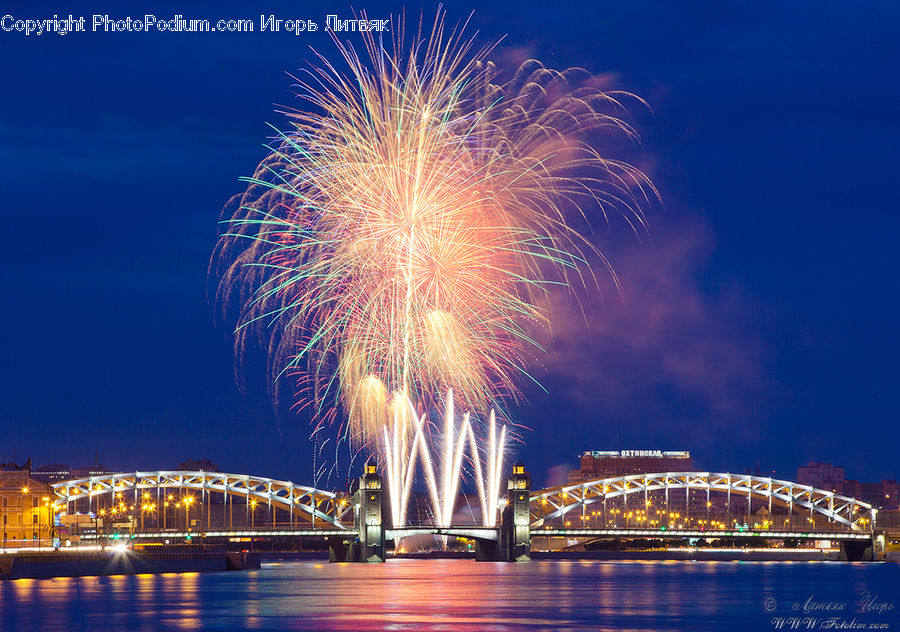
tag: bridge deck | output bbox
[87,527,502,542]
[81,529,350,539]
[535,528,871,540]
[387,527,499,541]
[80,526,871,543]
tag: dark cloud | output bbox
[546,219,766,425]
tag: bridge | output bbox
[53,470,353,528]
[51,464,880,562]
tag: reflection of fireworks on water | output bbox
[210,13,655,517]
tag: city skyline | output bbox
[2,1,898,488]
[5,450,898,505]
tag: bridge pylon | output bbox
[840,537,876,561]
[477,461,532,562]
[328,458,386,563]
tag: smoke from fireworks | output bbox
[210,13,656,449]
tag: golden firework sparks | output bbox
[211,12,656,447]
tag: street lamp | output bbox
[250,499,258,528]
[41,497,51,549]
[164,495,174,531]
[141,504,156,532]
[98,509,108,547]
[142,492,151,530]
[184,496,194,531]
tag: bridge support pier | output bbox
[326,536,357,562]
[839,538,875,562]
[328,458,385,563]
[474,538,502,561]
[477,461,532,562]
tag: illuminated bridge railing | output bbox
[78,529,350,541]
[51,471,353,528]
[532,527,872,541]
[530,472,875,533]
[84,526,503,542]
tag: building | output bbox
[70,455,112,479]
[842,479,899,509]
[30,462,72,484]
[568,450,693,484]
[176,458,220,472]
[796,462,897,509]
[882,480,900,508]
[796,462,846,492]
[0,460,53,548]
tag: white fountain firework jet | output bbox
[382,390,506,527]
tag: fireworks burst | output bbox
[210,13,656,451]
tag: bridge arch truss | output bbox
[52,471,353,528]
[530,472,875,533]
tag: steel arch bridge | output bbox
[530,472,876,533]
[51,471,353,528]
[49,470,877,539]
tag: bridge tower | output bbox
[355,458,386,562]
[477,461,532,561]
[504,460,532,562]
[327,457,386,563]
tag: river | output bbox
[2,559,898,631]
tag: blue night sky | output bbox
[1,1,898,488]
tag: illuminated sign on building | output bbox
[569,450,694,484]
[582,450,690,459]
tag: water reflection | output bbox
[0,560,897,631]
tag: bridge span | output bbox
[51,465,880,562]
